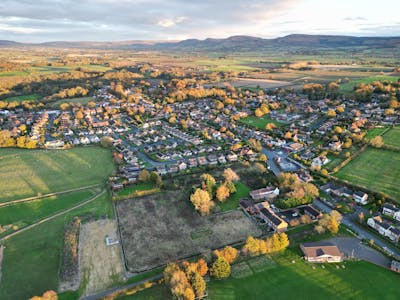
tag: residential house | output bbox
[382,203,400,221]
[249,187,280,201]
[353,191,369,205]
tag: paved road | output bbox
[313,199,400,259]
[326,237,391,268]
[81,274,163,300]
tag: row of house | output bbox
[367,216,400,243]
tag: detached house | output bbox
[382,203,400,221]
[353,191,369,205]
[249,186,280,201]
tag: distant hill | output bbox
[2,34,400,50]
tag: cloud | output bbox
[0,0,398,42]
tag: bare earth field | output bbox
[116,191,262,272]
[80,219,123,296]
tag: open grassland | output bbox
[339,75,400,93]
[0,189,97,235]
[240,115,285,129]
[0,193,113,300]
[116,191,262,272]
[335,148,400,201]
[365,127,388,139]
[2,94,40,103]
[382,126,400,148]
[123,250,399,300]
[50,96,93,108]
[0,147,114,203]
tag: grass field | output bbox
[218,181,250,212]
[240,115,285,130]
[2,94,40,103]
[335,147,400,201]
[0,147,114,203]
[124,250,399,300]
[339,75,400,93]
[0,192,113,300]
[382,126,400,148]
[364,127,388,139]
[0,189,96,235]
[50,96,93,108]
[116,182,155,196]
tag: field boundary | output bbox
[0,183,103,208]
[0,189,106,242]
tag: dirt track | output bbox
[80,219,123,296]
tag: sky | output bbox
[0,0,399,42]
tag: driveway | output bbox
[326,237,391,268]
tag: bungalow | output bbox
[300,242,343,263]
[353,191,368,205]
[249,186,280,201]
[218,155,227,164]
[382,203,400,221]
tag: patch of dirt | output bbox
[79,219,124,296]
[0,245,3,282]
[116,191,262,272]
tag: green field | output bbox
[124,250,399,300]
[117,182,156,196]
[335,147,400,201]
[364,127,388,139]
[2,94,40,103]
[0,189,96,234]
[0,193,113,300]
[382,127,400,148]
[0,147,114,203]
[218,181,250,212]
[240,115,285,130]
[50,96,93,108]
[339,75,400,93]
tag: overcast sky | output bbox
[0,0,399,42]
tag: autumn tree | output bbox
[222,168,239,182]
[190,188,215,216]
[150,171,162,187]
[29,290,58,300]
[189,272,206,298]
[210,257,231,279]
[138,169,151,182]
[370,136,384,148]
[201,173,216,198]
[216,184,230,202]
[213,246,239,264]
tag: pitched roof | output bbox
[301,242,342,258]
